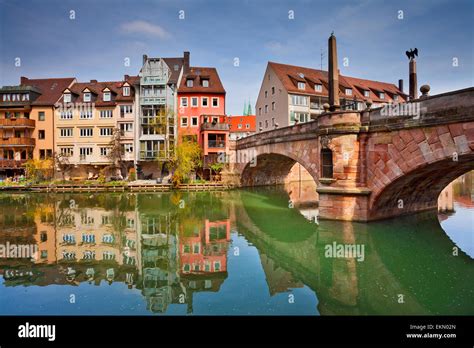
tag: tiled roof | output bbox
[60,77,138,106]
[178,67,225,94]
[20,77,76,106]
[162,57,184,85]
[227,115,256,132]
[268,62,407,103]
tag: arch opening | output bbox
[369,154,474,220]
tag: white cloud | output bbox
[120,20,170,39]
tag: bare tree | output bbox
[106,128,126,179]
[54,152,73,182]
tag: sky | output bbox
[0,0,472,115]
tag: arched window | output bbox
[321,148,333,178]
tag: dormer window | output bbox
[103,92,111,102]
[393,95,399,101]
[345,88,352,96]
[315,84,322,92]
[364,90,370,97]
[84,93,91,102]
[64,93,71,103]
[297,82,305,90]
[123,86,130,96]
[186,79,194,87]
[202,79,209,88]
[379,92,385,99]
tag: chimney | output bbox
[409,59,417,100]
[184,51,190,73]
[124,74,130,81]
[398,79,404,93]
[328,33,340,111]
[90,79,97,84]
[20,76,28,85]
[143,54,148,65]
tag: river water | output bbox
[0,173,472,315]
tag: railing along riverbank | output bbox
[0,182,236,193]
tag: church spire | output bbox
[243,100,248,116]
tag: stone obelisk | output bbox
[328,33,340,111]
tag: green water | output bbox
[0,177,472,315]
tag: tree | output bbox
[25,158,54,183]
[168,140,202,187]
[54,152,73,182]
[209,162,224,182]
[149,108,176,161]
[106,128,126,179]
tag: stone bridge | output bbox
[233,87,474,221]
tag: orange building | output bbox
[227,115,256,140]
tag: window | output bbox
[272,86,275,94]
[258,107,262,116]
[290,95,308,106]
[39,149,46,160]
[238,124,242,129]
[191,116,198,126]
[186,79,193,87]
[202,79,209,87]
[265,91,268,98]
[38,111,45,121]
[123,86,130,96]
[120,105,132,117]
[83,93,91,102]
[79,147,93,157]
[60,110,73,119]
[103,91,111,101]
[272,118,275,126]
[212,97,219,107]
[100,128,113,136]
[202,97,208,107]
[60,128,73,137]
[80,109,93,119]
[259,121,262,130]
[60,147,73,157]
[295,112,309,123]
[364,90,370,97]
[120,123,133,133]
[214,261,221,272]
[345,88,352,96]
[315,84,323,92]
[100,110,113,118]
[191,97,198,107]
[38,130,45,139]
[122,144,133,153]
[393,95,399,101]
[298,82,306,90]
[100,147,110,156]
[264,105,268,113]
[63,93,71,103]
[246,124,250,129]
[180,97,188,107]
[321,148,333,178]
[272,102,275,111]
[80,128,93,137]
[181,117,188,127]
[265,120,268,128]
[379,92,385,99]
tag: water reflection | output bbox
[0,173,472,315]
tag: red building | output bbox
[177,59,228,174]
[227,115,256,140]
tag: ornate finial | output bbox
[330,31,334,36]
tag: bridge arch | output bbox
[238,148,319,187]
[368,124,474,220]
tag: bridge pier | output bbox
[317,187,371,222]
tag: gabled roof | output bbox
[162,57,184,85]
[20,77,76,106]
[268,61,406,103]
[178,67,225,94]
[59,77,137,106]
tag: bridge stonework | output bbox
[233,87,474,221]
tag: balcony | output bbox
[0,159,26,169]
[0,137,35,147]
[207,140,226,149]
[0,118,35,128]
[139,150,167,160]
[140,97,166,105]
[201,123,230,131]
[140,76,167,85]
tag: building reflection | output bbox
[0,194,230,314]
